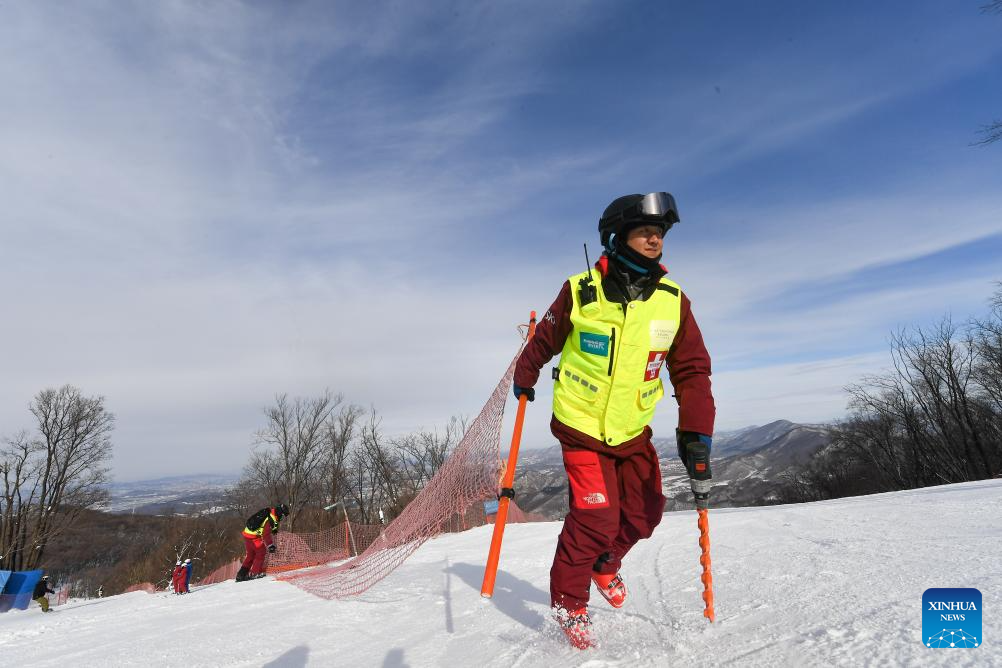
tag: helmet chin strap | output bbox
[611,250,651,274]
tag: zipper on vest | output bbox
[608,327,616,375]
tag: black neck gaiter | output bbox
[611,235,663,277]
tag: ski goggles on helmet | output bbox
[632,192,680,226]
[599,191,680,247]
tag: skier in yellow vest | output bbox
[514,192,715,649]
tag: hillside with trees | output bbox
[5,287,999,595]
[777,286,1002,502]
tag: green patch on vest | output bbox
[579,331,610,357]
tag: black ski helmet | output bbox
[276,503,290,518]
[598,192,680,250]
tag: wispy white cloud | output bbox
[703,351,893,430]
[0,2,999,477]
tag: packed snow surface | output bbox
[3,480,999,667]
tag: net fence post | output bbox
[481,311,536,598]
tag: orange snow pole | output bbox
[481,311,536,599]
[697,508,715,622]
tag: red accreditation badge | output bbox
[645,351,667,381]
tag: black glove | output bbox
[267,544,277,553]
[677,430,713,509]
[676,431,712,466]
[513,385,535,402]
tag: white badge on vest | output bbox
[649,320,676,349]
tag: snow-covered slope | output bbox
[3,480,999,667]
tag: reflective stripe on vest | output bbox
[552,268,682,445]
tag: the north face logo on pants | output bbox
[563,450,611,509]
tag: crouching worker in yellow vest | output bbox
[513,192,716,649]
[236,503,289,582]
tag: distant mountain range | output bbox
[103,420,830,518]
[660,420,831,510]
[102,473,239,515]
[516,420,831,517]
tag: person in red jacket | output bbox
[235,503,289,582]
[513,192,715,649]
[172,561,185,594]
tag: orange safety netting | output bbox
[123,582,156,594]
[53,584,70,606]
[277,345,525,599]
[440,498,547,532]
[270,502,544,574]
[268,522,382,573]
[198,559,241,585]
[199,498,544,587]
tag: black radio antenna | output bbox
[577,243,598,307]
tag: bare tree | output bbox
[783,288,1002,503]
[340,406,438,522]
[974,121,1002,146]
[0,386,113,570]
[240,391,340,531]
[393,416,466,494]
[0,432,39,571]
[971,284,1002,413]
[969,285,1002,468]
[774,433,885,504]
[324,403,364,507]
[841,319,999,485]
[975,3,1002,145]
[345,408,386,523]
[341,413,470,523]
[234,390,470,528]
[360,409,408,516]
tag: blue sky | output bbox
[1,2,1000,479]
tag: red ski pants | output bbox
[242,537,267,574]
[549,420,665,612]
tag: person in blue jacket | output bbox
[183,558,193,593]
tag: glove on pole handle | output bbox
[481,311,536,599]
[697,508,715,622]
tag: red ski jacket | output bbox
[514,256,715,439]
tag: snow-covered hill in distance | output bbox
[518,420,830,516]
[4,479,998,667]
[704,419,825,458]
[104,421,822,518]
[519,419,822,466]
[102,473,239,514]
[662,421,832,510]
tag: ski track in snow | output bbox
[1,479,1000,667]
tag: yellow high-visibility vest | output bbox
[242,510,280,539]
[553,268,682,445]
